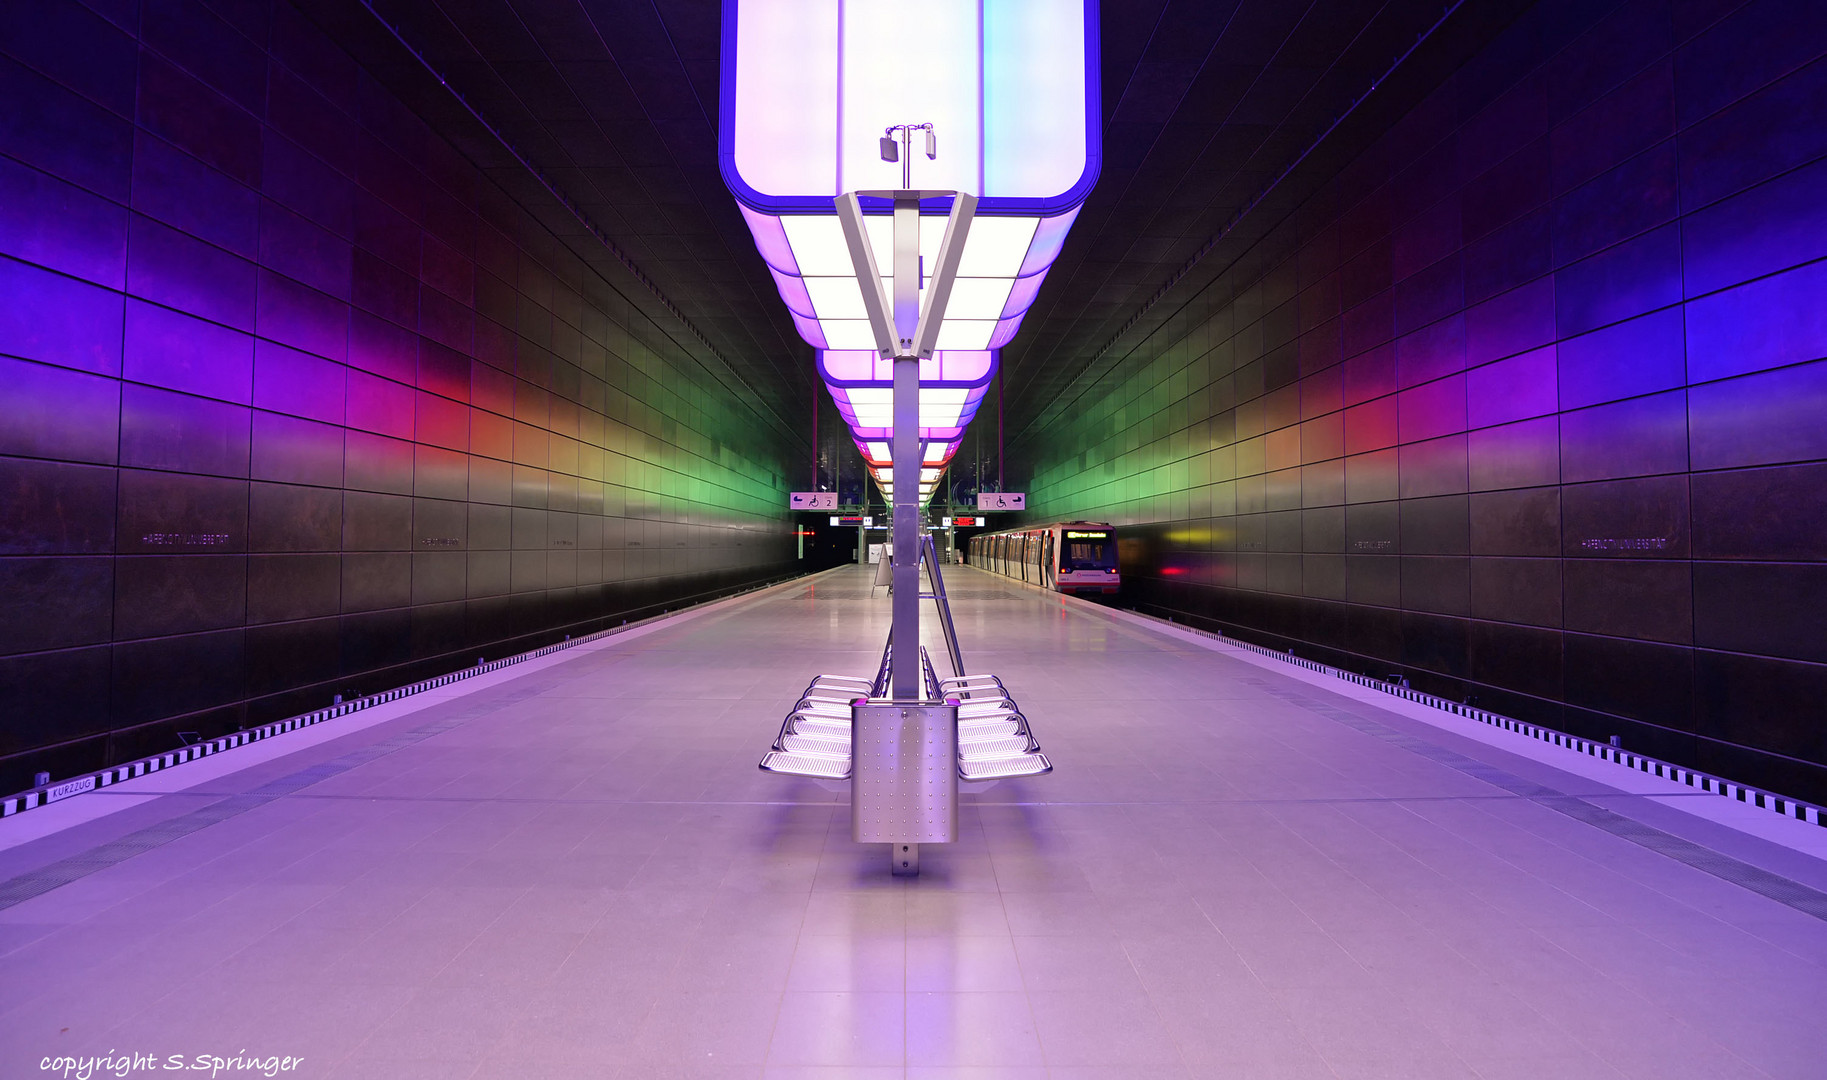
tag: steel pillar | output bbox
[889,191,921,700]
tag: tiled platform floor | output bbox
[2,564,1824,1079]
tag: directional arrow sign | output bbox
[976,493,1025,511]
[790,492,838,510]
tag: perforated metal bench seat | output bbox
[959,752,1051,780]
[759,749,851,779]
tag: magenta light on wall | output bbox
[720,0,1100,501]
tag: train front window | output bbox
[1062,531,1115,570]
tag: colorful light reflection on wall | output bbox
[719,0,1100,502]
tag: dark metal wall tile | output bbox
[465,550,510,598]
[1694,647,1827,766]
[1681,154,1827,298]
[0,0,139,116]
[0,456,116,554]
[340,551,410,612]
[252,341,346,425]
[0,155,128,289]
[1466,415,1560,492]
[123,296,255,405]
[244,616,339,697]
[1563,631,1692,730]
[114,554,246,638]
[0,54,133,201]
[1693,562,1827,664]
[142,0,267,114]
[1302,506,1345,552]
[0,646,113,756]
[409,599,467,660]
[1559,391,1688,483]
[338,608,410,676]
[1470,556,1562,627]
[1469,487,1560,556]
[1678,51,1827,209]
[1469,619,1563,700]
[414,444,469,501]
[410,551,466,605]
[119,383,250,476]
[1346,554,1400,606]
[1685,259,1827,386]
[1692,463,1827,560]
[1562,475,1690,558]
[110,628,245,726]
[115,469,246,553]
[246,553,339,624]
[1558,307,1685,410]
[344,430,413,495]
[1302,553,1347,600]
[1553,224,1681,338]
[1553,142,1678,266]
[1400,610,1470,680]
[1563,559,1692,643]
[130,130,259,258]
[1400,556,1471,616]
[1264,509,1302,553]
[342,490,410,551]
[0,556,113,653]
[1689,359,1827,471]
[248,480,341,552]
[1396,434,1467,499]
[136,53,262,186]
[127,214,256,331]
[0,258,126,378]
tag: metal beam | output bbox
[834,192,898,358]
[912,192,976,359]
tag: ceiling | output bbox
[300,0,1535,467]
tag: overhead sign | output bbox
[832,515,865,526]
[945,516,983,527]
[791,491,838,510]
[977,492,1025,511]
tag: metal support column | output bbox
[832,178,975,875]
[889,191,921,700]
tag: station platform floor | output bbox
[2,563,1825,1080]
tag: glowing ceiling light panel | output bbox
[722,0,1099,493]
[822,349,993,484]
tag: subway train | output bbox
[968,522,1120,595]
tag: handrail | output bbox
[921,534,967,677]
[871,627,894,697]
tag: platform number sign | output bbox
[790,492,838,510]
[976,492,1025,511]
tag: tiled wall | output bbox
[0,0,800,793]
[1017,0,1827,802]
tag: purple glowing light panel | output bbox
[720,0,1099,500]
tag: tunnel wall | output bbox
[1017,0,1827,802]
[0,0,802,793]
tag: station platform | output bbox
[2,564,1824,1080]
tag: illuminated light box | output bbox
[825,349,990,489]
[820,349,994,442]
[722,0,1099,214]
[721,0,1099,492]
